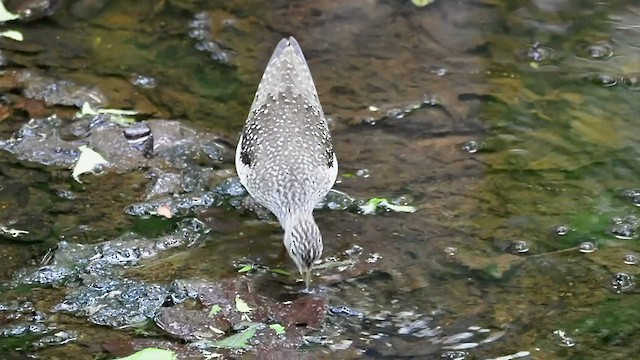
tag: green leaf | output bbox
[117,348,177,360]
[0,30,22,41]
[78,102,138,126]
[208,304,221,317]
[270,268,290,276]
[359,197,417,215]
[383,201,417,213]
[211,323,260,349]
[411,0,435,7]
[72,145,109,183]
[238,265,253,273]
[0,1,19,22]
[268,323,286,334]
[235,295,252,313]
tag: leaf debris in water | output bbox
[268,323,286,334]
[208,304,222,318]
[235,295,253,321]
[411,0,435,7]
[0,30,22,41]
[117,348,177,360]
[72,145,109,183]
[78,102,138,125]
[359,197,417,215]
[270,268,290,276]
[0,2,19,22]
[193,323,261,349]
[237,265,253,273]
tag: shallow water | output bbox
[2,0,640,359]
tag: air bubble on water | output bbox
[611,272,634,293]
[553,330,576,347]
[130,74,157,89]
[444,247,457,256]
[462,141,481,154]
[367,253,381,263]
[589,73,618,87]
[578,241,596,253]
[422,94,439,106]
[188,28,209,40]
[556,225,571,236]
[520,42,554,62]
[632,196,640,207]
[611,216,623,225]
[622,189,640,198]
[430,66,448,76]
[344,244,363,257]
[510,240,530,254]
[582,41,613,60]
[610,224,635,240]
[440,350,467,359]
[355,169,370,178]
[623,254,638,265]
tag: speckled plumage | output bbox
[235,37,338,288]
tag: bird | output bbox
[235,36,338,290]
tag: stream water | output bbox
[1,0,640,359]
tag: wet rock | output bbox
[54,277,169,327]
[153,277,328,354]
[155,307,232,341]
[6,0,60,21]
[125,190,223,218]
[144,169,183,200]
[0,300,69,351]
[17,70,106,107]
[32,330,77,348]
[0,112,229,178]
[328,306,364,318]
[12,218,209,286]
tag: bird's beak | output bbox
[303,269,313,291]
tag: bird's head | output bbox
[283,214,323,289]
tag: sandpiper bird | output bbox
[235,37,338,289]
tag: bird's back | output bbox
[236,37,338,222]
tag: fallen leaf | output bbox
[270,268,290,276]
[72,145,109,183]
[237,265,253,273]
[359,197,417,215]
[211,323,260,349]
[235,295,253,321]
[208,305,221,318]
[0,2,19,22]
[117,348,177,360]
[156,205,173,219]
[268,324,286,335]
[411,0,435,7]
[0,30,22,41]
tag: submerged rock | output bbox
[54,277,169,327]
[12,218,210,286]
[0,112,230,175]
[154,277,328,355]
[6,0,61,21]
